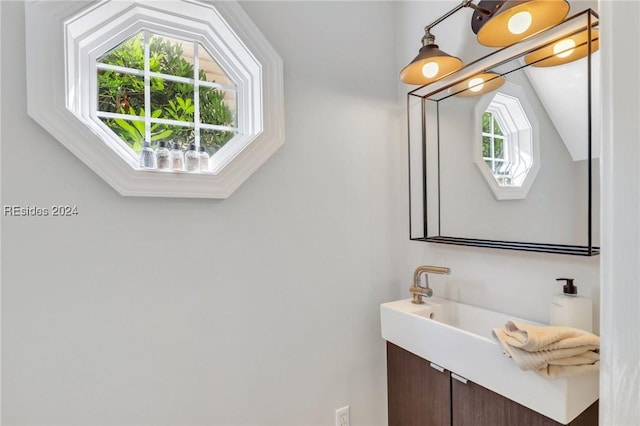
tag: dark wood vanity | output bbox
[387,342,598,426]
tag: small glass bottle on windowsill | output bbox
[198,146,210,172]
[139,141,156,169]
[156,141,171,170]
[170,143,184,171]
[185,143,199,172]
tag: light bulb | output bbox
[468,77,485,93]
[422,62,439,78]
[507,11,532,35]
[553,38,576,58]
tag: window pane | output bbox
[151,78,195,124]
[197,43,236,87]
[494,137,504,159]
[482,112,492,133]
[200,128,235,155]
[94,28,247,171]
[485,159,494,172]
[200,87,237,127]
[98,71,145,115]
[98,32,145,70]
[152,125,194,151]
[100,117,193,153]
[493,117,504,136]
[482,136,492,158]
[99,117,147,152]
[149,35,195,77]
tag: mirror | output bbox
[407,10,599,255]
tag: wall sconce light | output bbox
[448,72,506,96]
[400,30,463,85]
[472,0,570,47]
[524,29,599,67]
[401,0,489,86]
[401,0,587,86]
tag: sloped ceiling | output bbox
[520,0,600,161]
[523,50,600,161]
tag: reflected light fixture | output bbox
[524,29,599,67]
[400,30,463,85]
[472,0,570,47]
[448,72,506,96]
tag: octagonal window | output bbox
[26,0,284,198]
[473,83,540,200]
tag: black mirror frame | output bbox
[407,9,600,256]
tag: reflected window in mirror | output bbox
[473,83,540,200]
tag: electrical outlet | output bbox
[335,405,350,426]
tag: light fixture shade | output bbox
[449,72,506,97]
[525,29,599,67]
[472,0,570,47]
[400,44,463,85]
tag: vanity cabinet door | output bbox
[387,342,451,426]
[451,376,561,426]
[451,376,598,426]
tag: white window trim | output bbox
[473,82,540,201]
[25,0,284,199]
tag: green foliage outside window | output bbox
[482,111,492,134]
[482,111,505,160]
[97,33,235,154]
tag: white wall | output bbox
[600,1,640,424]
[396,1,600,329]
[1,2,402,424]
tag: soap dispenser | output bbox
[550,278,593,332]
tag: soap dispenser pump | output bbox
[558,277,578,295]
[550,278,593,332]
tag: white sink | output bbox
[381,298,599,424]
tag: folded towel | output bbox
[499,320,600,351]
[492,321,600,379]
[538,358,600,379]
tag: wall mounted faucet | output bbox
[410,265,451,304]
